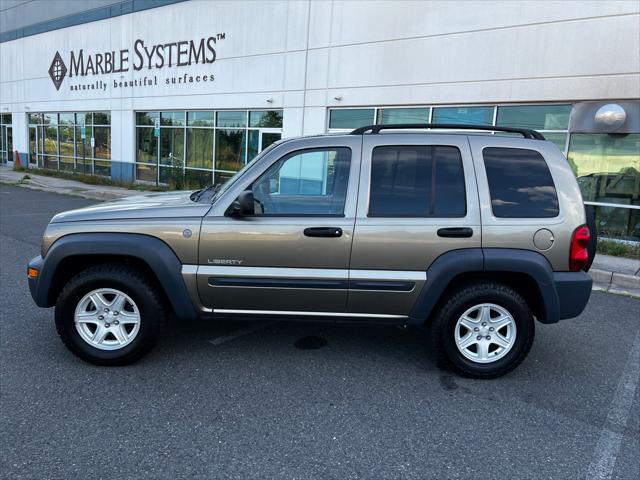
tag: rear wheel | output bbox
[55,264,165,365]
[432,282,534,378]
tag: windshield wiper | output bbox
[191,184,222,202]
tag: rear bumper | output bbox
[27,255,46,307]
[554,271,592,320]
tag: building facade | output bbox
[0,0,639,239]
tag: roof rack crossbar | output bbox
[349,123,545,140]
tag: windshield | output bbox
[210,140,283,202]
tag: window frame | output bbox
[367,144,467,218]
[246,146,353,218]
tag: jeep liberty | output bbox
[28,124,595,378]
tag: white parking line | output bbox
[209,322,273,346]
[586,331,640,480]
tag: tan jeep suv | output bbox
[28,124,594,378]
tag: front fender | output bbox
[29,232,197,321]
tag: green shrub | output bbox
[597,239,640,260]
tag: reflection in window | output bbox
[252,148,351,215]
[186,129,213,169]
[432,107,494,125]
[216,129,246,171]
[483,147,559,218]
[378,108,430,124]
[496,105,571,130]
[135,109,283,185]
[369,145,466,217]
[160,128,184,165]
[569,134,640,207]
[329,109,375,129]
[249,110,283,128]
[28,112,112,175]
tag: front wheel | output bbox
[432,282,535,378]
[55,264,165,365]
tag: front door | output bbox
[197,137,361,314]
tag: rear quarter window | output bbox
[483,147,559,218]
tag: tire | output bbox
[55,264,165,366]
[583,205,597,272]
[432,282,534,379]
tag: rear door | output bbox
[348,134,481,317]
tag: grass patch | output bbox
[13,166,169,192]
[597,239,640,260]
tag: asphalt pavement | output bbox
[1,184,639,480]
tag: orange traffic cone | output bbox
[14,150,21,168]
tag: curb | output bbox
[590,268,640,298]
[0,177,132,201]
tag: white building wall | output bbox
[1,0,639,160]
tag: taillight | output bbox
[569,225,590,271]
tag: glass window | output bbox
[217,111,246,128]
[483,147,559,218]
[543,132,568,153]
[92,112,111,125]
[187,111,215,127]
[43,113,58,126]
[569,134,640,207]
[377,108,430,124]
[496,105,571,130]
[160,127,184,166]
[28,113,42,125]
[369,145,466,217]
[136,127,157,163]
[592,205,639,241]
[77,112,92,126]
[136,112,158,126]
[59,126,74,157]
[215,129,246,171]
[249,110,283,128]
[58,113,75,125]
[29,127,37,163]
[136,164,157,183]
[161,111,185,127]
[185,169,212,188]
[94,127,111,159]
[186,128,213,169]
[329,109,375,129]
[251,148,351,215]
[432,106,494,125]
[44,126,58,155]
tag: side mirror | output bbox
[228,190,255,217]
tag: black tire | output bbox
[583,205,597,272]
[432,282,535,379]
[55,264,165,366]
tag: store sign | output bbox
[48,34,225,92]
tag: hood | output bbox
[51,190,212,223]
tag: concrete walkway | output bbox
[2,165,639,297]
[0,167,139,201]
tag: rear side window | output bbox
[483,147,559,218]
[369,145,466,217]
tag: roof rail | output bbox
[349,123,546,140]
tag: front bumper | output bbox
[27,255,46,307]
[554,271,592,320]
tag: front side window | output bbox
[483,147,559,218]
[251,148,351,216]
[369,145,466,217]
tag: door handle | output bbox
[437,227,473,238]
[304,227,343,238]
